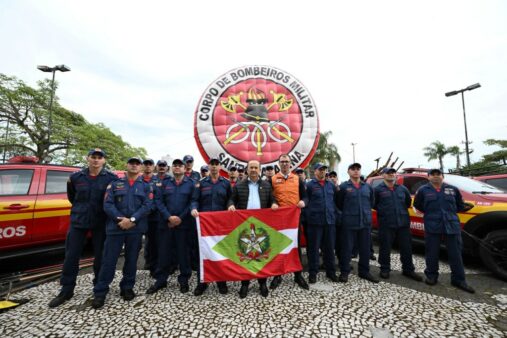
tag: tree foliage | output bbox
[0,73,146,169]
[483,139,507,165]
[310,130,341,170]
[423,141,450,172]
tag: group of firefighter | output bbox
[48,148,475,310]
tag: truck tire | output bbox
[479,229,507,281]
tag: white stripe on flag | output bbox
[199,228,298,262]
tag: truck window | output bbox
[370,178,383,189]
[45,170,72,194]
[402,176,428,195]
[0,169,34,195]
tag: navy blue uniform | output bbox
[154,176,197,287]
[413,183,466,284]
[373,182,415,274]
[93,177,153,297]
[305,179,338,278]
[142,175,162,275]
[185,170,201,181]
[59,168,117,295]
[336,180,374,277]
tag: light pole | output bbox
[37,64,71,161]
[445,83,481,168]
[351,142,357,163]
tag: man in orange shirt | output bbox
[270,154,309,290]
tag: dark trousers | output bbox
[352,233,374,256]
[93,232,143,297]
[306,224,336,276]
[340,227,371,276]
[378,226,415,273]
[155,227,191,286]
[424,233,466,284]
[143,218,159,274]
[60,226,105,294]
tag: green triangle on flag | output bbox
[212,216,293,274]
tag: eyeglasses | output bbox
[279,161,290,164]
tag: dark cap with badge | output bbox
[200,165,209,172]
[143,158,155,165]
[295,167,304,173]
[127,157,143,164]
[208,157,220,165]
[183,155,194,163]
[313,163,328,170]
[348,163,361,170]
[266,165,274,170]
[172,158,184,166]
[156,160,167,166]
[229,165,237,171]
[381,167,396,174]
[329,171,337,177]
[88,148,106,157]
[428,168,443,176]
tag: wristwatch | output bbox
[130,217,136,223]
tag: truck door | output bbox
[0,168,38,250]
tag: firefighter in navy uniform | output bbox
[336,163,379,284]
[183,154,200,271]
[413,168,475,293]
[141,158,161,277]
[49,148,117,308]
[305,163,339,283]
[183,155,201,181]
[191,157,232,296]
[91,157,153,309]
[373,167,422,281]
[147,158,198,294]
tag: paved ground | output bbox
[1,246,506,337]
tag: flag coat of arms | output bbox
[197,206,302,282]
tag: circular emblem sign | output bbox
[194,66,319,173]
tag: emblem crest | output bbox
[195,66,319,173]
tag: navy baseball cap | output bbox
[381,167,396,174]
[156,160,167,166]
[348,163,362,170]
[428,168,443,175]
[266,165,274,170]
[208,157,220,165]
[172,158,184,165]
[313,163,328,170]
[88,148,106,157]
[329,171,337,177]
[183,155,194,163]
[127,157,142,164]
[229,166,237,171]
[143,158,155,165]
[200,165,209,172]
[295,168,304,173]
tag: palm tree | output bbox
[423,141,450,172]
[447,145,463,170]
[310,131,341,169]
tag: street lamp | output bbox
[37,64,71,162]
[351,143,357,163]
[445,83,481,168]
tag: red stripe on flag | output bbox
[202,248,302,283]
[199,206,300,237]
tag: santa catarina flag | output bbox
[197,206,302,283]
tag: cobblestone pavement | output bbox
[1,250,506,338]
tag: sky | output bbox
[1,0,506,180]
